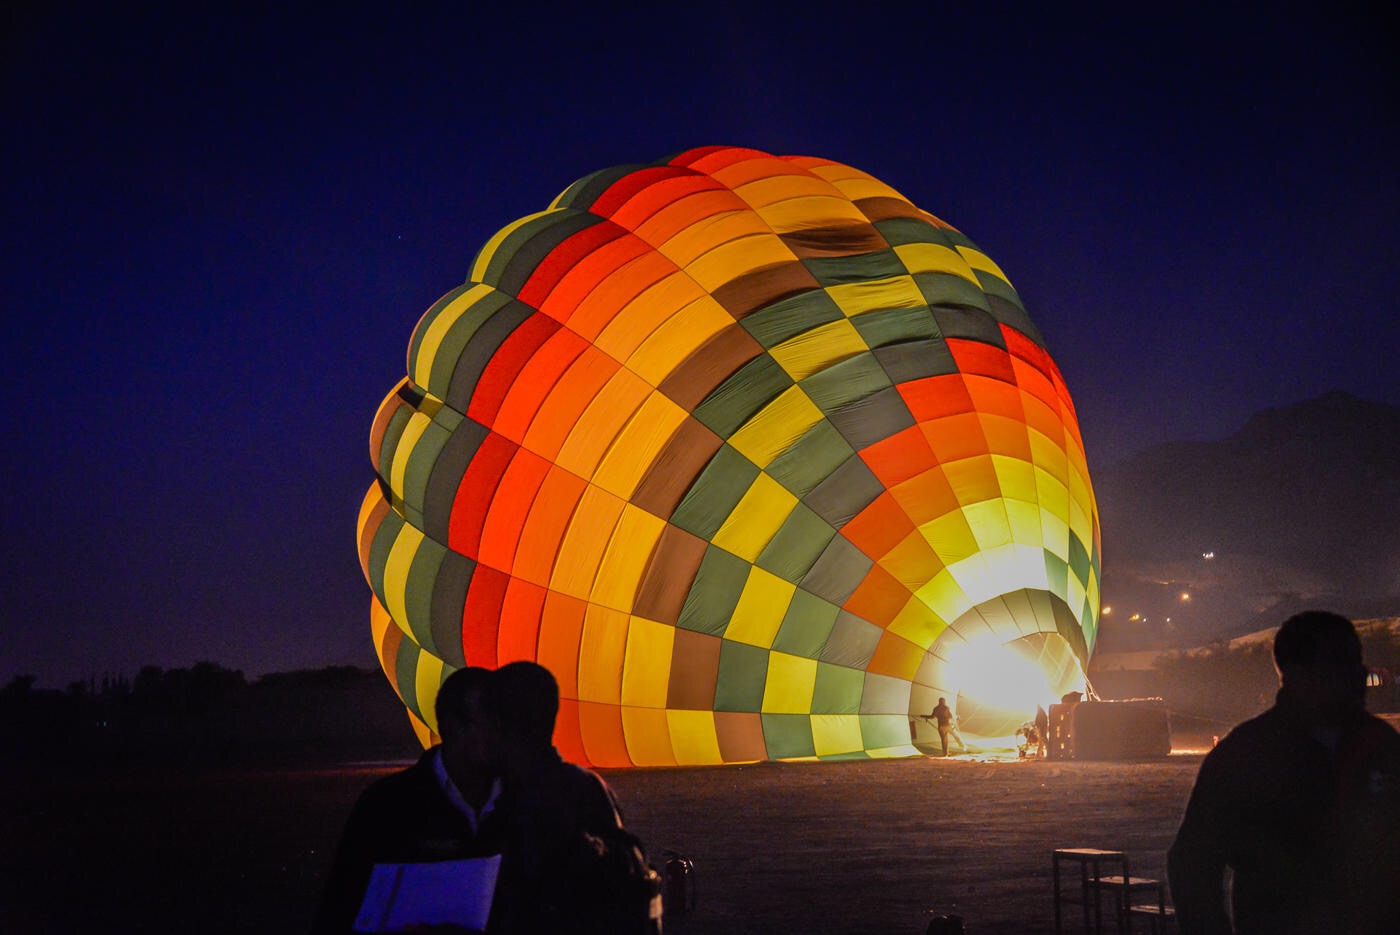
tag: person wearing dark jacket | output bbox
[313,666,500,934]
[482,660,655,935]
[1168,611,1400,934]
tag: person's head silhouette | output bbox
[482,661,560,773]
[1273,610,1366,724]
[435,666,495,773]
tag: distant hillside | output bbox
[1095,392,1400,647]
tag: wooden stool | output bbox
[1052,848,1126,934]
[1090,873,1162,934]
[1124,882,1175,934]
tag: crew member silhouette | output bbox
[927,697,958,756]
[1034,704,1050,758]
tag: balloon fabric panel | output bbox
[360,147,1101,763]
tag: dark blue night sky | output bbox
[4,1,1395,685]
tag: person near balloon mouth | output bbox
[1034,704,1050,758]
[924,696,969,756]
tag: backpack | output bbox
[570,826,663,935]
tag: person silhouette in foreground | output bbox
[482,660,656,935]
[1168,610,1400,934]
[314,666,501,934]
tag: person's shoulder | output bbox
[557,758,604,782]
[554,759,623,823]
[1212,713,1261,745]
[354,750,438,808]
[1201,707,1288,762]
[515,751,607,797]
[1360,711,1400,733]
[1232,702,1295,737]
[557,759,613,798]
[1357,712,1400,750]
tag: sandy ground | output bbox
[612,753,1199,934]
[1,745,1203,934]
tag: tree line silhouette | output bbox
[0,663,419,768]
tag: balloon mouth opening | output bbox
[911,629,1087,744]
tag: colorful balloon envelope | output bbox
[358,146,1100,765]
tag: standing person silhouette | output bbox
[1168,611,1400,934]
[483,661,657,934]
[314,666,501,934]
[927,697,957,756]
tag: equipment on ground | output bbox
[1047,699,1171,760]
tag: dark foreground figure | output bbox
[314,667,500,933]
[315,661,656,934]
[1168,611,1400,934]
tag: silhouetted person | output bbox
[927,697,956,756]
[482,660,654,934]
[314,666,500,934]
[1168,611,1400,934]
[1035,704,1050,758]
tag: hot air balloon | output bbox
[357,146,1099,765]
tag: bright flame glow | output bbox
[945,639,1056,724]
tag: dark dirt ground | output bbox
[1,744,1205,935]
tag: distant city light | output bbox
[1102,606,1113,615]
[1202,551,1216,560]
[1180,591,1192,602]
[1129,613,1142,622]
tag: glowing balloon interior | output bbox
[358,146,1100,764]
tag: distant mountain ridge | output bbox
[1094,391,1400,648]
